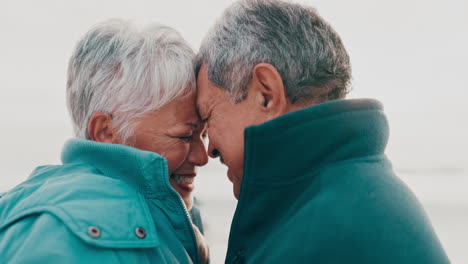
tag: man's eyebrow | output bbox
[196,103,205,116]
[196,104,209,121]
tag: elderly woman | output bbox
[0,19,209,263]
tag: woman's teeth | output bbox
[171,174,195,184]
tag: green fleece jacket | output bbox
[225,99,449,264]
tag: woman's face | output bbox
[169,122,207,210]
[126,93,208,210]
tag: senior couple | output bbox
[0,0,450,263]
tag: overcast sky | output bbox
[1,0,467,191]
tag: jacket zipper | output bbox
[175,192,200,264]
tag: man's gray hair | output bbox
[67,19,195,141]
[197,0,351,103]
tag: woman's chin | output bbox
[169,176,195,210]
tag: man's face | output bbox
[196,65,265,199]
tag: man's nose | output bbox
[208,141,220,159]
[188,139,209,166]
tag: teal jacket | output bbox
[226,99,450,264]
[0,139,200,264]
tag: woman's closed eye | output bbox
[178,135,194,142]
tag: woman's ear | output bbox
[87,112,119,143]
[250,63,288,117]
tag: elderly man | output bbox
[196,0,450,263]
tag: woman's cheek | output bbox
[166,143,191,174]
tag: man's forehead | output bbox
[196,65,210,92]
[196,93,214,119]
[196,64,215,115]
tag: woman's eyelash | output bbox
[179,135,194,142]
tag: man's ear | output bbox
[250,63,288,117]
[87,112,119,144]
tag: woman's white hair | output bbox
[66,19,195,142]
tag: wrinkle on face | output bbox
[196,65,250,198]
[123,94,201,174]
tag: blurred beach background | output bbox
[1,0,467,263]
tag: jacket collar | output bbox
[61,139,171,199]
[226,98,390,262]
[241,98,389,191]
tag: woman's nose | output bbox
[188,139,209,166]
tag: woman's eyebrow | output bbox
[184,122,199,129]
